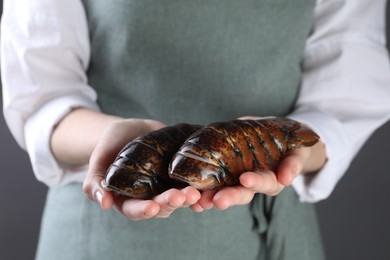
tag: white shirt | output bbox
[2,0,390,202]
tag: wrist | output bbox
[302,141,327,175]
[50,107,122,166]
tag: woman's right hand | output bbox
[82,117,201,220]
[51,108,200,220]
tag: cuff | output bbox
[289,109,354,203]
[24,94,99,187]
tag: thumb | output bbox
[83,131,122,210]
[277,147,310,186]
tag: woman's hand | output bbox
[51,108,201,220]
[82,117,201,220]
[190,116,327,212]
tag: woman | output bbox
[2,0,390,259]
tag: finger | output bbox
[152,189,187,218]
[240,170,285,196]
[114,196,160,220]
[190,203,205,213]
[196,190,218,210]
[181,186,202,207]
[277,147,310,186]
[83,153,115,210]
[83,143,117,210]
[212,186,255,210]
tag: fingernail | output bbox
[95,190,103,206]
[192,204,204,213]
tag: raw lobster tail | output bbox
[168,117,319,190]
[103,123,202,199]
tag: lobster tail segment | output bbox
[169,153,236,190]
[168,124,240,190]
[104,163,160,199]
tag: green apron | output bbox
[36,1,325,259]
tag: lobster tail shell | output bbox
[103,123,202,199]
[168,118,319,190]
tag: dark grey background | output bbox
[1,2,390,259]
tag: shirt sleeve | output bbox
[290,0,390,202]
[1,0,97,186]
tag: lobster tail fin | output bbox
[287,125,320,149]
